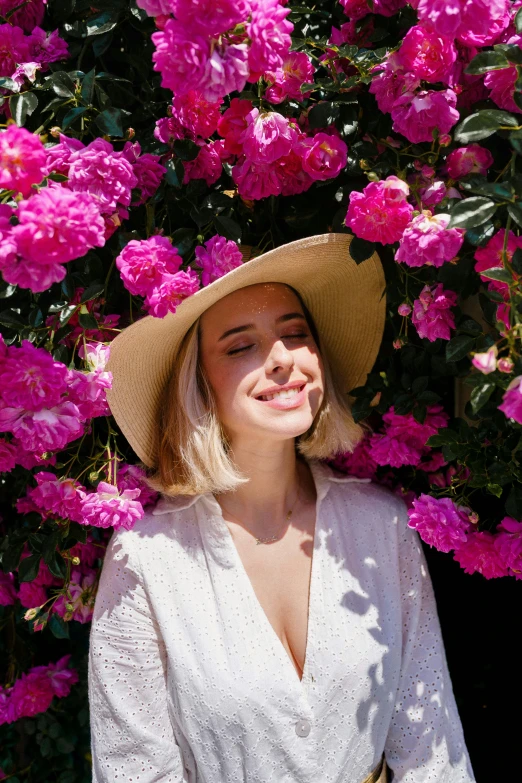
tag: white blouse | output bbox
[88,460,476,783]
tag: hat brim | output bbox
[105,233,386,467]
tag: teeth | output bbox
[259,386,302,401]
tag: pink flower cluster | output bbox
[44,136,164,227]
[116,234,200,318]
[264,51,315,104]
[149,0,293,102]
[0,0,45,32]
[217,101,348,200]
[0,124,46,196]
[411,283,458,342]
[340,0,407,19]
[0,15,68,109]
[0,182,106,294]
[194,234,243,286]
[370,36,460,144]
[407,499,522,580]
[445,144,494,179]
[18,466,147,531]
[328,433,379,480]
[345,175,413,244]
[416,0,509,47]
[499,375,522,425]
[395,211,464,268]
[0,338,111,466]
[1,128,164,295]
[473,229,521,331]
[408,494,472,552]
[369,404,449,469]
[0,655,78,725]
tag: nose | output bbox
[264,338,295,374]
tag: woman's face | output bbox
[199,283,325,446]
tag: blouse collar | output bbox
[151,459,370,517]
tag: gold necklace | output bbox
[217,482,301,545]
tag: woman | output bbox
[88,234,475,783]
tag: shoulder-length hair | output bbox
[146,287,369,497]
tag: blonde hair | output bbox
[147,295,368,497]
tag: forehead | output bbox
[199,283,303,333]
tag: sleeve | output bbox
[383,499,476,783]
[88,526,187,782]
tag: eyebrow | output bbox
[217,312,307,342]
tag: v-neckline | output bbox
[215,492,321,690]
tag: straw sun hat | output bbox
[105,233,386,467]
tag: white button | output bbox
[295,719,311,737]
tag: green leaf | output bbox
[479,267,513,283]
[0,309,24,328]
[485,483,503,498]
[80,282,105,303]
[470,382,496,414]
[454,109,519,143]
[508,202,522,227]
[46,71,76,98]
[173,138,201,162]
[447,197,497,229]
[512,248,522,274]
[0,283,17,299]
[1,540,24,572]
[85,11,120,36]
[18,553,41,583]
[506,485,522,519]
[165,158,183,188]
[214,216,242,243]
[0,76,17,90]
[92,31,114,57]
[445,335,476,362]
[170,228,195,256]
[48,614,70,640]
[9,92,38,126]
[94,107,123,136]
[460,175,514,200]
[465,50,509,75]
[61,106,89,130]
[496,43,522,65]
[78,312,98,329]
[56,737,75,754]
[81,67,96,105]
[464,221,496,247]
[47,551,67,580]
[308,102,340,129]
[349,236,375,264]
[42,530,62,566]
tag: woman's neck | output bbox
[215,438,307,526]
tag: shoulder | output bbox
[317,461,409,538]
[320,461,406,511]
[106,492,201,564]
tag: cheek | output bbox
[299,346,324,385]
[204,360,254,414]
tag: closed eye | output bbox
[227,344,254,355]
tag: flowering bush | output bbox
[1,0,522,778]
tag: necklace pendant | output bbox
[255,534,278,545]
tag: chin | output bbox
[254,412,316,441]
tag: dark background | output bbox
[427,546,520,782]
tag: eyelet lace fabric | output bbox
[88,460,476,783]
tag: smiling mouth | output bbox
[256,384,305,402]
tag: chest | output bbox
[231,520,315,681]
